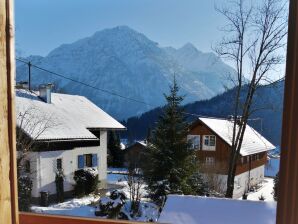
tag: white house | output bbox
[16,84,125,203]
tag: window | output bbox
[187,135,200,149]
[78,154,98,169]
[203,135,216,150]
[56,158,62,170]
[251,154,259,161]
[85,154,92,167]
[204,135,216,146]
[205,157,215,165]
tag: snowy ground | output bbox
[159,195,276,224]
[107,167,128,174]
[107,173,127,184]
[31,195,99,218]
[30,173,274,222]
[31,172,159,222]
[245,177,274,201]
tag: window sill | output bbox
[19,212,149,224]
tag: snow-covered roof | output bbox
[159,195,276,224]
[137,141,147,147]
[195,117,275,156]
[120,142,126,150]
[16,89,125,141]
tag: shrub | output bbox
[259,194,266,201]
[95,190,127,219]
[73,168,99,197]
[18,175,33,211]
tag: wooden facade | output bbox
[189,120,267,176]
[124,142,146,167]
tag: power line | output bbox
[15,57,266,121]
[16,58,211,118]
[16,58,156,107]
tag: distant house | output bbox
[188,117,275,198]
[159,195,276,224]
[16,84,125,203]
[124,140,147,167]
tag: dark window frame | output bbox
[56,158,62,170]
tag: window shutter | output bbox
[92,154,98,167]
[78,155,84,169]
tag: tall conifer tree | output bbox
[143,78,206,203]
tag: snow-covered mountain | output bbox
[16,26,236,119]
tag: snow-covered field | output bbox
[31,172,159,222]
[31,173,275,222]
[159,195,276,224]
[31,195,99,218]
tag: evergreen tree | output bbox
[143,78,205,204]
[108,131,124,167]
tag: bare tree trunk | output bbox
[215,0,288,198]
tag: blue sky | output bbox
[15,0,286,80]
[15,0,225,56]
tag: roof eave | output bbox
[240,146,276,156]
[87,127,127,131]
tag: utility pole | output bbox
[28,61,31,90]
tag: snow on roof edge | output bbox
[196,117,275,156]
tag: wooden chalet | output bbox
[188,117,275,197]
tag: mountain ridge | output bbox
[16,26,236,119]
[122,80,284,146]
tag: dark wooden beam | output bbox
[19,213,155,224]
[276,0,298,223]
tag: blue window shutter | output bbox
[78,155,84,169]
[92,154,98,167]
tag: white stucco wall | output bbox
[233,165,265,198]
[213,166,265,198]
[29,131,107,198]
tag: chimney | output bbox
[39,83,54,103]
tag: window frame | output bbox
[187,134,200,150]
[85,154,93,167]
[56,158,62,171]
[205,156,215,165]
[1,0,297,223]
[202,135,216,151]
